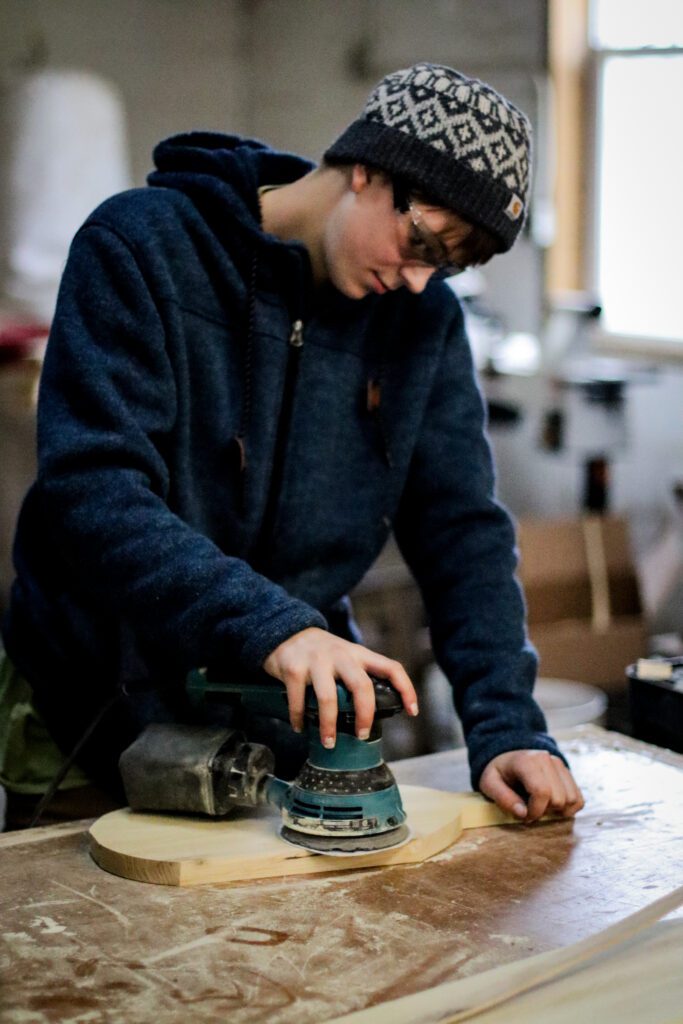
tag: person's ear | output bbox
[351,164,371,193]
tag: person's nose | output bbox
[398,264,436,294]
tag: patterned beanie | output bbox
[324,63,532,252]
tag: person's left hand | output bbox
[479,749,585,823]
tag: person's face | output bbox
[322,165,473,300]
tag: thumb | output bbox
[479,767,528,820]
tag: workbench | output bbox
[1,725,681,1023]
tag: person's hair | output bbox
[453,222,502,268]
[322,158,504,268]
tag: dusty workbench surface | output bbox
[1,726,682,1023]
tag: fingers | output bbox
[552,755,585,816]
[338,666,377,740]
[480,750,585,823]
[521,754,558,821]
[531,756,584,820]
[263,628,416,747]
[361,652,419,718]
[309,665,340,748]
[478,765,529,821]
[284,670,307,734]
[308,663,377,747]
[525,770,553,822]
[518,753,580,822]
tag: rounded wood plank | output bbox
[89,785,508,886]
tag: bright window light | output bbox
[597,55,683,341]
[592,0,683,48]
[592,0,683,346]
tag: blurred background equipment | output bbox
[0,68,131,320]
[627,657,683,753]
[0,65,131,612]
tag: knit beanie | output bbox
[323,63,531,252]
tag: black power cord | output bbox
[27,689,123,829]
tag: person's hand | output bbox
[262,627,418,747]
[479,749,585,823]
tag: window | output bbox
[590,0,683,354]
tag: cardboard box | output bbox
[517,515,646,691]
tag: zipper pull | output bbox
[289,319,304,347]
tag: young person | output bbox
[0,63,583,827]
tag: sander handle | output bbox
[186,669,403,727]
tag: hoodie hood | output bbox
[147,132,315,245]
[147,133,320,505]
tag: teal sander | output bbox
[119,669,409,854]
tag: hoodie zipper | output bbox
[288,318,304,348]
[251,318,304,568]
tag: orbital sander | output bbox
[119,668,409,854]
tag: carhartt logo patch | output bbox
[505,194,523,220]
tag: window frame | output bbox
[548,0,683,360]
[589,38,683,359]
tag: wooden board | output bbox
[89,785,514,886]
[3,728,683,1024]
[327,887,683,1024]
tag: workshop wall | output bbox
[0,0,250,186]
[0,0,547,338]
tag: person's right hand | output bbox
[262,627,419,747]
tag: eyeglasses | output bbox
[397,196,467,280]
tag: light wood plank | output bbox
[89,785,516,887]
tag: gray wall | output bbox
[0,0,547,336]
[0,0,251,185]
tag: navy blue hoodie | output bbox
[2,132,561,790]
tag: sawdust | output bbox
[427,834,488,863]
[489,932,533,947]
[3,730,681,1023]
[0,836,530,1024]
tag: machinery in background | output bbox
[627,657,683,754]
